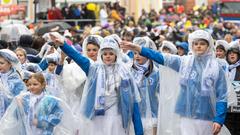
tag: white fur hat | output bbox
[215,40,229,51]
[133,36,157,50]
[161,40,177,54]
[188,30,214,56]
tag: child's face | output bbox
[177,47,185,56]
[102,49,117,65]
[216,48,226,59]
[227,51,238,64]
[0,57,12,73]
[162,47,171,54]
[123,35,132,42]
[16,50,26,64]
[134,51,148,65]
[192,40,209,56]
[224,35,232,43]
[27,78,44,95]
[48,63,56,73]
[86,44,99,61]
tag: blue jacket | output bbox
[38,59,63,75]
[127,51,134,59]
[140,47,228,125]
[60,42,143,135]
[0,91,11,119]
[0,68,26,120]
[3,68,26,96]
[21,94,63,135]
[131,61,160,118]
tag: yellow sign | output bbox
[2,0,12,5]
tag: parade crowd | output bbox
[0,2,240,135]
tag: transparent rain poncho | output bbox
[157,30,231,135]
[76,35,141,135]
[0,81,12,119]
[132,36,158,135]
[133,36,157,50]
[0,24,31,42]
[61,35,103,108]
[81,35,104,59]
[108,34,133,67]
[0,92,77,135]
[160,41,177,54]
[0,49,23,76]
[61,62,86,108]
[215,40,229,52]
[0,49,26,119]
[43,73,67,102]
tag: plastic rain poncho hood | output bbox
[157,30,231,135]
[77,35,142,135]
[0,92,77,135]
[161,41,177,54]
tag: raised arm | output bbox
[120,41,164,65]
[49,32,90,75]
[121,41,182,72]
[60,42,90,75]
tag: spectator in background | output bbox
[110,6,122,23]
[19,35,39,55]
[176,42,189,56]
[176,4,185,14]
[47,6,64,20]
[0,40,8,49]
[32,36,45,52]
[212,23,227,40]
[233,29,240,41]
[84,3,96,27]
[100,5,108,27]
[224,34,233,43]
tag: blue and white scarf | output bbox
[228,60,240,71]
[134,60,150,74]
[180,55,219,94]
[134,60,150,84]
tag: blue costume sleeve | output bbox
[140,47,182,72]
[37,101,63,129]
[163,55,182,72]
[60,42,90,75]
[8,73,26,96]
[27,54,42,63]
[140,47,164,65]
[213,69,228,125]
[38,58,48,71]
[132,102,144,135]
[55,65,63,75]
[127,51,134,59]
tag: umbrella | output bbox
[0,23,31,42]
[0,19,24,27]
[35,22,72,36]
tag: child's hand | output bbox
[61,51,67,60]
[16,96,23,106]
[46,46,55,55]
[60,51,67,65]
[120,41,141,53]
[49,32,65,46]
[212,122,221,135]
[32,118,38,126]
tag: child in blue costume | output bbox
[0,73,63,135]
[224,44,240,135]
[131,36,160,135]
[0,49,26,119]
[50,32,143,135]
[215,40,229,72]
[121,30,228,135]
